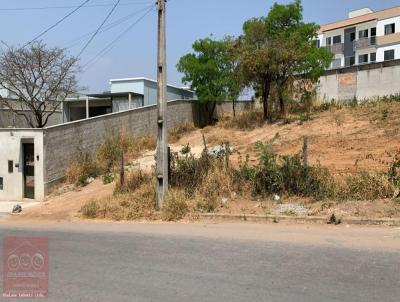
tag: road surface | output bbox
[0,222,399,302]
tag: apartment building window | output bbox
[370,52,376,62]
[384,49,395,61]
[8,161,13,173]
[315,39,320,48]
[333,35,341,44]
[359,29,368,39]
[326,37,332,46]
[385,23,395,35]
[371,27,377,36]
[358,54,368,64]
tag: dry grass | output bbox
[219,109,265,131]
[169,121,196,143]
[114,169,152,194]
[161,189,189,221]
[81,181,157,221]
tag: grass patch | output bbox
[169,121,196,143]
[219,109,264,131]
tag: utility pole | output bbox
[156,0,168,208]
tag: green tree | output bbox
[177,37,239,122]
[238,0,332,120]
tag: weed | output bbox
[101,173,114,185]
[81,200,100,219]
[381,108,389,121]
[328,213,341,225]
[161,190,189,221]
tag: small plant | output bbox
[78,174,88,186]
[102,173,114,185]
[328,214,341,225]
[381,108,389,121]
[81,200,99,218]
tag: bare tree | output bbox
[0,41,79,128]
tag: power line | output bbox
[23,0,91,47]
[82,4,155,71]
[77,0,121,58]
[0,1,153,11]
[64,6,152,49]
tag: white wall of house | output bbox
[377,16,400,36]
[0,129,44,202]
[377,44,400,61]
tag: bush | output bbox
[161,190,189,221]
[169,151,214,196]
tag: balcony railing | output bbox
[354,37,377,50]
[326,43,344,54]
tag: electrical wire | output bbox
[82,4,155,71]
[65,5,151,49]
[23,0,91,47]
[77,0,121,58]
[0,1,153,11]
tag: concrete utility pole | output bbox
[156,0,168,208]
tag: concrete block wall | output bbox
[0,109,62,128]
[43,100,199,189]
[318,59,400,102]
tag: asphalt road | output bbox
[0,222,399,302]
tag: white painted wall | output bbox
[0,129,44,202]
[377,44,400,61]
[377,16,400,36]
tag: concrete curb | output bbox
[199,213,400,227]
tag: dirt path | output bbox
[6,180,114,223]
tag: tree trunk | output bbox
[262,80,271,121]
[206,101,217,125]
[279,90,286,118]
[232,99,236,117]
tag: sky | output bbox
[0,0,399,93]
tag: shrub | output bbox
[161,190,189,221]
[169,151,214,196]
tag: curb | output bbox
[199,213,400,227]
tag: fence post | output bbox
[303,136,309,168]
[120,149,125,187]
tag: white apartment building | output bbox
[317,6,400,69]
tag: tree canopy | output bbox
[0,41,80,128]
